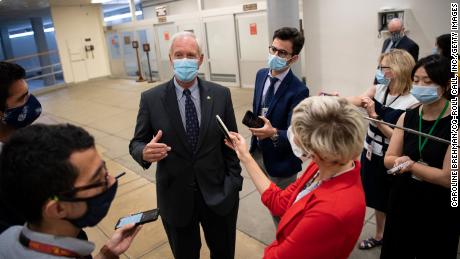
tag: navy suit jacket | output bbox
[129,78,242,227]
[382,35,419,61]
[250,68,309,178]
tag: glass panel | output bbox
[135,3,144,21]
[137,29,159,80]
[1,14,64,91]
[121,31,137,77]
[102,2,132,26]
[106,32,121,59]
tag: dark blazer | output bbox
[250,68,309,178]
[382,35,419,61]
[129,78,243,227]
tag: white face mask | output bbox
[287,126,310,162]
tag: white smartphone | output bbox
[216,115,232,143]
[386,161,412,174]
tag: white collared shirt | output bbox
[261,68,290,106]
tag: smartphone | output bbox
[242,110,264,128]
[386,161,411,174]
[115,208,159,229]
[216,115,232,143]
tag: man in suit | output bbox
[374,18,419,85]
[248,27,309,226]
[381,18,419,61]
[129,31,242,259]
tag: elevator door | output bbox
[153,23,177,80]
[203,15,239,87]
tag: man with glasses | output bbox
[0,124,141,258]
[248,27,309,226]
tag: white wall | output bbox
[142,0,198,19]
[50,4,110,83]
[302,0,452,97]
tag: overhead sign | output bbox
[155,5,167,17]
[243,3,257,12]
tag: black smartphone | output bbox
[115,208,159,229]
[216,115,232,143]
[242,110,264,128]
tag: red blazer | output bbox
[261,161,365,259]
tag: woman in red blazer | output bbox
[227,96,366,259]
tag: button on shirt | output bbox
[174,78,201,128]
[261,68,290,106]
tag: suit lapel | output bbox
[162,79,193,154]
[195,79,213,152]
[275,162,318,236]
[276,191,315,237]
[266,70,293,117]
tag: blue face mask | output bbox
[268,54,289,71]
[68,180,118,228]
[2,94,42,128]
[391,31,402,43]
[410,85,441,104]
[375,69,390,86]
[173,58,199,82]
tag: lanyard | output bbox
[418,100,449,160]
[382,87,400,109]
[19,231,82,258]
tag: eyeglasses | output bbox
[378,65,391,71]
[268,46,292,59]
[53,161,124,202]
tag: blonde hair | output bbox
[291,96,365,163]
[380,49,415,95]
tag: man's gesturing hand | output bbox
[142,130,171,163]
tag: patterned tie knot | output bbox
[183,89,191,97]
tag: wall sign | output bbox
[155,5,167,17]
[164,32,170,41]
[124,36,131,45]
[243,3,257,11]
[158,16,167,23]
[250,23,257,35]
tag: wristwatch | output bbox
[270,130,279,142]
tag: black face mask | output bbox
[2,94,42,128]
[67,180,118,228]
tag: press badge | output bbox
[366,143,373,161]
[261,108,269,117]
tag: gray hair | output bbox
[389,18,404,30]
[169,31,202,55]
[291,96,365,163]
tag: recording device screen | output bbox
[115,208,159,229]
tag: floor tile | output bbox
[237,191,276,245]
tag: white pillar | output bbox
[266,0,302,77]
